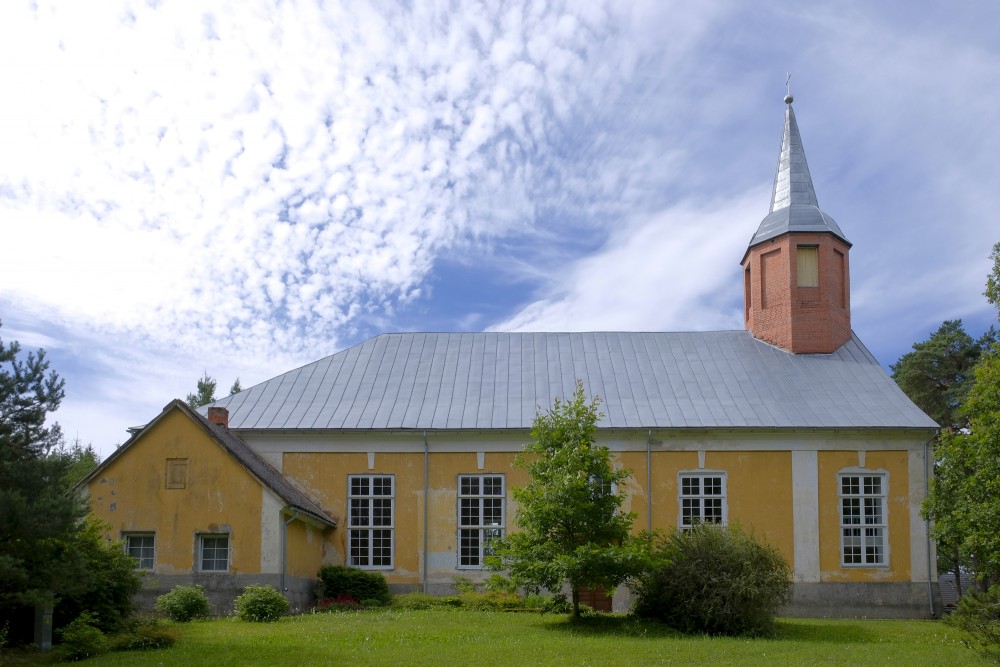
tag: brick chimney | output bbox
[207,406,229,431]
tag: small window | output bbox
[839,473,887,566]
[124,533,155,570]
[199,534,230,572]
[797,246,819,287]
[166,459,188,489]
[458,475,505,568]
[678,473,727,528]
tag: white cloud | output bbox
[492,190,763,334]
[1,1,999,456]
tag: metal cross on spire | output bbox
[785,73,793,104]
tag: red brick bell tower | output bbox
[741,94,852,354]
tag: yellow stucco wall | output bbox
[642,450,792,558]
[286,519,327,579]
[87,409,922,590]
[817,450,910,582]
[85,409,264,575]
[283,450,531,584]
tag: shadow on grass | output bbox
[771,618,875,643]
[541,614,682,639]
[540,614,875,644]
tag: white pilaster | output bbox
[792,450,820,582]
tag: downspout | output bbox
[646,430,652,532]
[281,510,299,593]
[423,431,429,594]
[924,434,937,617]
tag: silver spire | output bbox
[747,94,850,249]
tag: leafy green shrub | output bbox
[452,576,479,593]
[390,592,436,610]
[53,518,143,635]
[108,616,178,651]
[360,598,385,608]
[485,575,518,594]
[526,593,571,614]
[55,612,107,661]
[317,565,391,606]
[948,584,1000,661]
[630,524,792,637]
[155,585,212,622]
[234,585,289,622]
[459,591,523,611]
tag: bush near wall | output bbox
[155,585,212,622]
[317,565,391,607]
[630,524,792,637]
[234,585,289,622]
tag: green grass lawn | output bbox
[62,610,991,666]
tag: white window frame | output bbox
[123,532,155,570]
[348,474,395,570]
[457,474,505,569]
[198,534,230,572]
[678,472,728,528]
[839,471,888,567]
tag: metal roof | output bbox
[207,331,937,432]
[748,96,851,248]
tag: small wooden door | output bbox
[577,587,613,612]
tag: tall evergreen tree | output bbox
[890,320,994,430]
[186,372,217,408]
[0,322,88,616]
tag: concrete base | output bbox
[783,581,942,619]
[610,581,941,618]
[133,573,318,615]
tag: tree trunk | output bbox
[572,586,580,618]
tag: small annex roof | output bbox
[79,400,336,528]
[206,330,937,433]
[747,95,850,250]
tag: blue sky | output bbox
[1,1,998,458]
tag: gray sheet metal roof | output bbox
[209,331,937,432]
[748,96,850,248]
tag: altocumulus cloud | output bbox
[0,0,721,364]
[2,1,1000,455]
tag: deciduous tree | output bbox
[487,382,647,617]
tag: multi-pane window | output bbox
[840,474,887,566]
[678,473,727,528]
[124,533,154,569]
[458,475,504,568]
[199,534,229,572]
[349,475,394,569]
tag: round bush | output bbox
[317,565,391,606]
[56,612,107,661]
[155,585,212,622]
[630,524,792,636]
[234,585,289,622]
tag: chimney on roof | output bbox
[207,407,229,431]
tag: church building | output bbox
[79,95,940,617]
